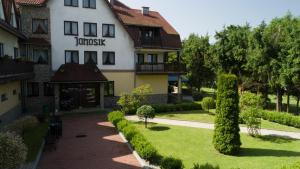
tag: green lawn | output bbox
[156,110,300,133]
[134,123,300,169]
[23,123,48,162]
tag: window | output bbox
[103,52,115,65]
[0,0,4,20]
[44,82,54,96]
[13,89,17,95]
[33,49,48,64]
[1,93,8,102]
[10,5,16,28]
[64,0,78,7]
[0,43,3,57]
[84,51,97,64]
[102,24,115,38]
[64,21,78,36]
[14,48,18,59]
[84,23,97,37]
[65,50,79,64]
[32,19,48,34]
[138,54,144,64]
[146,54,158,64]
[104,81,114,97]
[27,82,39,97]
[83,0,96,8]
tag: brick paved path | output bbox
[38,114,141,169]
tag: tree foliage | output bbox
[213,74,241,155]
[137,105,155,128]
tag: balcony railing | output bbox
[139,37,162,47]
[0,59,34,79]
[136,63,185,74]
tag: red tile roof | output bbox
[112,0,181,49]
[51,64,108,83]
[15,0,46,6]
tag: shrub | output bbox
[116,119,129,132]
[280,161,300,169]
[260,110,300,128]
[241,107,261,136]
[239,91,263,110]
[213,74,241,155]
[122,125,138,142]
[131,133,160,164]
[6,116,39,135]
[192,163,220,169]
[108,111,124,126]
[137,105,155,128]
[0,132,28,169]
[160,156,184,169]
[117,85,152,114]
[202,97,216,112]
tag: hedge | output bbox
[107,111,182,166]
[152,102,202,113]
[260,110,300,128]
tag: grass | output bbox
[156,110,300,133]
[23,122,48,162]
[134,122,300,169]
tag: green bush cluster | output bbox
[201,97,216,112]
[280,161,300,169]
[107,111,183,166]
[0,132,28,169]
[213,74,241,155]
[5,116,39,135]
[107,111,124,126]
[160,156,184,169]
[260,110,300,128]
[152,102,202,113]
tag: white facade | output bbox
[48,0,135,71]
[0,28,19,57]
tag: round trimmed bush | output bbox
[0,132,28,169]
[116,119,129,132]
[137,105,155,128]
[108,111,124,126]
[160,156,184,169]
[201,97,216,112]
[213,74,241,155]
[122,125,138,141]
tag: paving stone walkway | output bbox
[38,114,141,169]
[126,116,300,140]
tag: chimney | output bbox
[142,7,150,15]
[110,0,115,5]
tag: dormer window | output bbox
[10,5,17,28]
[0,0,4,20]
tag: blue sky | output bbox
[120,0,300,40]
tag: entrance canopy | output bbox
[51,64,108,83]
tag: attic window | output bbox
[0,0,4,20]
[142,7,150,15]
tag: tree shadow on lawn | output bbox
[256,135,297,144]
[238,148,300,157]
[149,126,170,131]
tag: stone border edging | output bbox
[118,132,160,169]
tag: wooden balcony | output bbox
[0,59,34,82]
[136,63,185,74]
[139,37,162,47]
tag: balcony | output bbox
[0,59,34,82]
[139,37,162,47]
[136,63,185,74]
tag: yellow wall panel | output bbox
[102,72,135,96]
[0,81,21,115]
[136,75,168,94]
